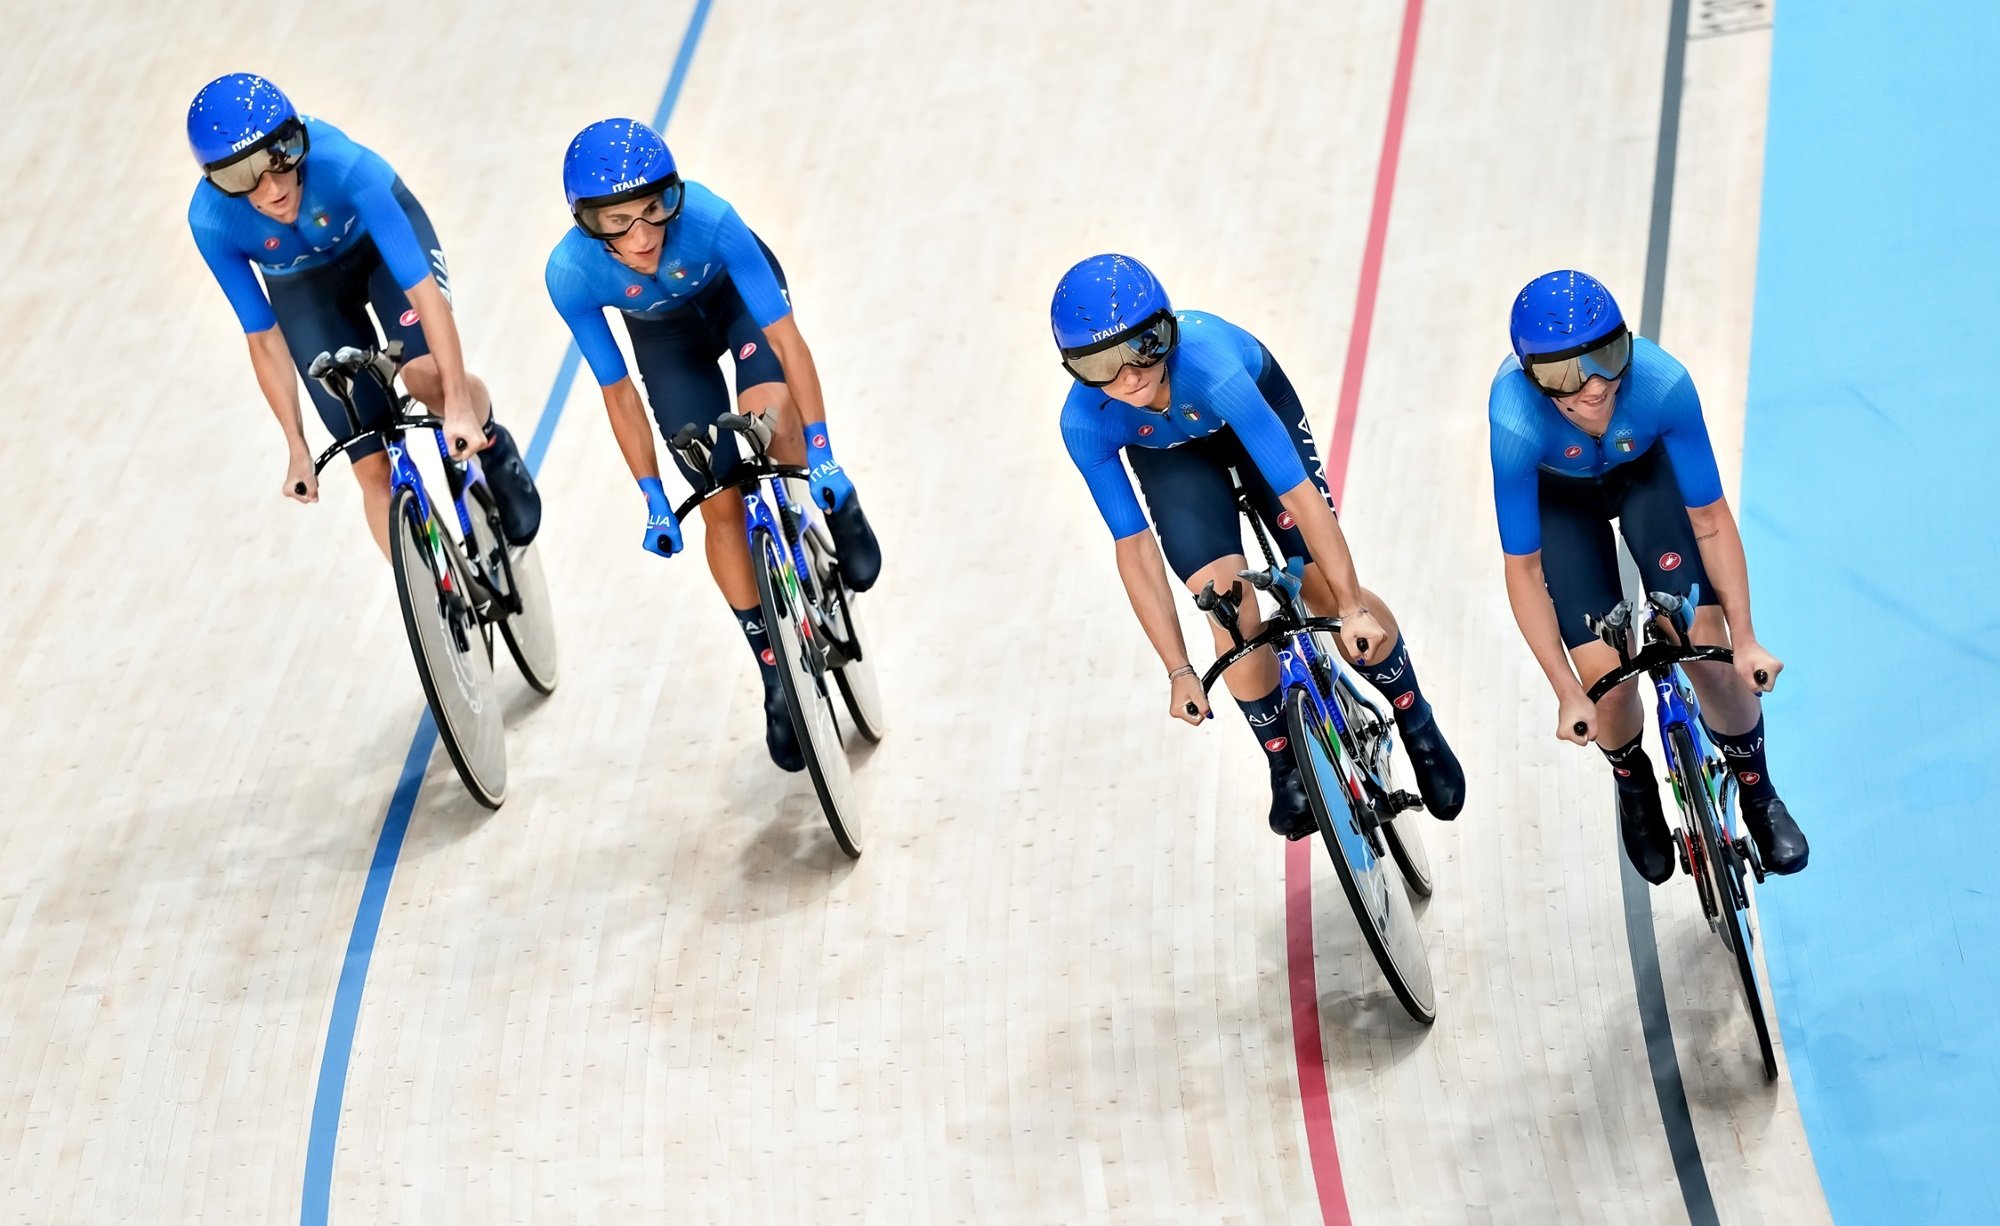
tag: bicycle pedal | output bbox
[1389,789,1425,814]
[1675,830,1694,877]
[1734,835,1768,883]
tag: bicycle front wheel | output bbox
[389,486,506,808]
[1670,723,1778,1081]
[1290,685,1435,1025]
[755,525,860,858]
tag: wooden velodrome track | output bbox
[0,1,1831,1222]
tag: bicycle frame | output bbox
[309,345,510,613]
[1585,601,1747,884]
[669,416,854,660]
[1193,475,1383,818]
[1649,664,1736,839]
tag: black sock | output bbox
[1235,685,1291,769]
[1602,732,1654,792]
[733,606,779,690]
[1705,716,1779,807]
[1353,633,1433,729]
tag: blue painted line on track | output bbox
[299,3,715,1220]
[1745,3,2000,1222]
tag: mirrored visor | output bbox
[204,122,308,196]
[1061,311,1179,387]
[1523,328,1632,396]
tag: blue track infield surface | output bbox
[1745,4,2000,1222]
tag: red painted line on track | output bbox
[1287,2,1423,1222]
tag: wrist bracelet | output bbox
[1168,664,1196,682]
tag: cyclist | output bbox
[185,73,540,555]
[1489,270,1809,880]
[544,118,880,773]
[1055,254,1464,839]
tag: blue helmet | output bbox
[187,73,297,168]
[563,118,678,214]
[1509,270,1625,358]
[1050,254,1172,354]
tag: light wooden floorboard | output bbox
[0,2,1829,1222]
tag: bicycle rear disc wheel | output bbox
[466,485,558,694]
[806,524,885,743]
[1335,676,1433,898]
[1672,725,1778,1081]
[389,486,506,808]
[1290,686,1435,1025]
[756,526,860,858]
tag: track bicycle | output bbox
[666,411,883,859]
[1584,588,1778,1080]
[305,343,558,808]
[1191,470,1437,1024]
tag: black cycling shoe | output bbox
[481,421,543,546]
[1268,758,1318,841]
[1743,795,1810,875]
[1618,782,1676,885]
[763,686,804,773]
[1398,716,1465,820]
[825,494,881,593]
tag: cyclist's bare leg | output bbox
[1570,640,1647,746]
[1681,604,1761,736]
[739,380,804,466]
[1185,554,1278,701]
[696,376,807,610]
[354,451,393,560]
[700,498,756,608]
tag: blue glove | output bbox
[803,423,856,512]
[639,476,682,558]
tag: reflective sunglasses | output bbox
[1061,310,1179,387]
[575,177,686,241]
[1523,326,1632,396]
[203,120,309,196]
